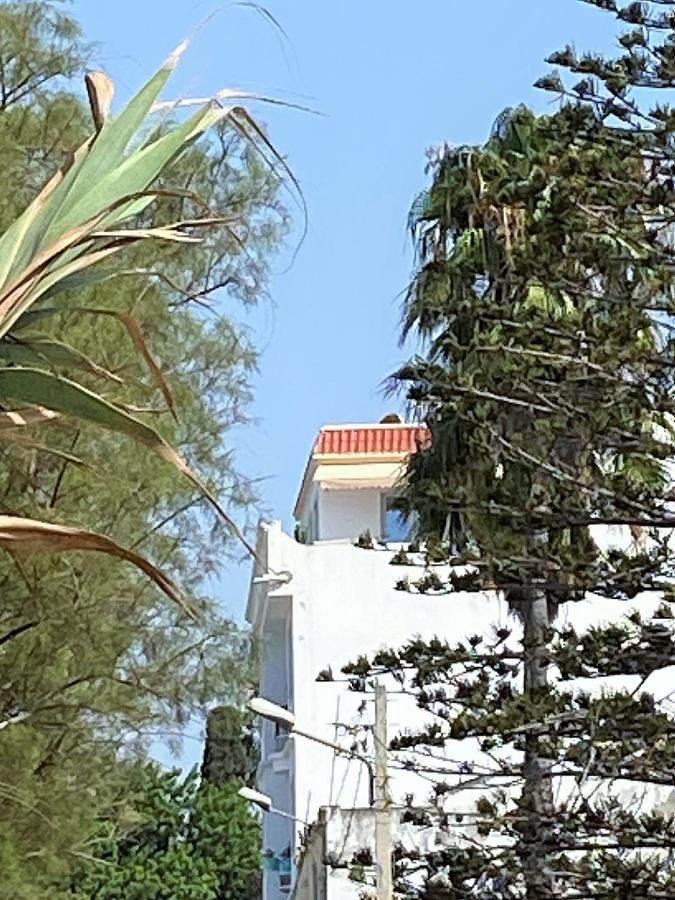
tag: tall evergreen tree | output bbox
[347,3,675,896]
[200,708,261,900]
[201,705,258,788]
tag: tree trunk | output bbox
[514,589,557,900]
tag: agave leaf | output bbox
[94,105,232,231]
[0,148,75,286]
[0,367,171,450]
[0,44,279,570]
[46,40,189,240]
[31,213,236,305]
[90,227,202,243]
[17,243,128,315]
[230,104,306,226]
[0,139,93,290]
[0,368,190,504]
[0,206,231,340]
[0,210,121,336]
[0,212,207,339]
[0,514,191,613]
[31,271,120,303]
[60,101,227,238]
[0,338,121,383]
[10,307,175,418]
[161,216,237,229]
[0,367,260,562]
[0,62,267,344]
[114,403,167,415]
[0,41,196,297]
[10,309,60,330]
[84,309,177,421]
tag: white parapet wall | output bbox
[248,519,673,900]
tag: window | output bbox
[381,494,412,542]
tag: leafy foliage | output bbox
[66,763,261,900]
[349,2,675,896]
[0,2,285,894]
[200,707,261,899]
[201,705,259,788]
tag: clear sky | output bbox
[69,0,617,631]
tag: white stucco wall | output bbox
[282,534,510,823]
[253,521,512,900]
[251,519,674,900]
[317,488,383,542]
[259,604,292,710]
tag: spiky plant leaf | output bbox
[0,514,189,612]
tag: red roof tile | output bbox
[314,424,429,456]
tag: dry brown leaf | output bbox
[0,514,194,617]
[0,406,60,430]
[85,70,115,134]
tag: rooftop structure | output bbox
[294,417,428,543]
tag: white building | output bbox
[246,418,673,900]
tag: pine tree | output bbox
[346,3,675,896]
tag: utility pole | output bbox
[374,683,393,900]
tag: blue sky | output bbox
[70,1,617,631]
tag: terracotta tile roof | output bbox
[314,424,429,456]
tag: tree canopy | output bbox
[0,2,286,894]
[66,763,261,900]
[344,1,675,897]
